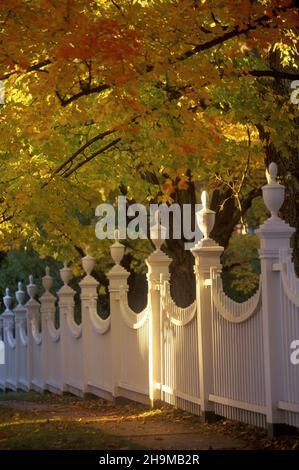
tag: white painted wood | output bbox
[146,247,171,404]
[40,287,62,394]
[26,296,43,392]
[209,394,266,414]
[278,401,299,413]
[58,282,83,396]
[15,301,29,391]
[277,248,299,428]
[80,267,113,399]
[1,164,299,431]
[191,236,223,417]
[2,306,16,391]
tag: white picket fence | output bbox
[0,162,299,435]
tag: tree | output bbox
[0,0,298,304]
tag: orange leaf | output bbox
[163,179,175,194]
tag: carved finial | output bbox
[27,275,37,300]
[60,262,73,285]
[150,210,166,251]
[110,230,125,265]
[154,210,161,225]
[16,282,25,306]
[42,266,53,292]
[266,162,278,184]
[269,162,278,181]
[3,288,12,311]
[201,190,209,210]
[196,190,215,240]
[263,162,284,219]
[82,255,95,276]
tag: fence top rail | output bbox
[210,267,262,324]
[46,318,60,343]
[119,288,149,330]
[87,298,111,335]
[279,248,299,309]
[64,305,82,339]
[161,280,197,327]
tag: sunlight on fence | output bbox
[1,163,299,435]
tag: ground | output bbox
[0,391,298,450]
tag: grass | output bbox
[0,391,299,450]
[0,406,141,450]
[0,390,84,403]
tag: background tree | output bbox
[0,0,298,305]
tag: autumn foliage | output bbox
[0,0,297,275]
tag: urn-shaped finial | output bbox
[42,266,53,292]
[196,191,215,239]
[3,287,12,311]
[150,211,167,250]
[82,255,95,276]
[27,275,37,300]
[16,281,25,305]
[110,229,125,265]
[60,261,73,285]
[263,162,285,219]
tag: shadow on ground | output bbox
[0,391,298,450]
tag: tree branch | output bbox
[40,128,118,188]
[55,83,110,107]
[249,69,299,80]
[63,138,122,177]
[173,4,296,63]
[54,129,117,175]
[0,59,51,80]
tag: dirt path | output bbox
[0,392,298,450]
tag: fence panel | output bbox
[0,318,4,389]
[15,305,29,391]
[0,163,299,434]
[43,312,62,394]
[210,269,266,428]
[83,299,112,399]
[278,248,299,428]
[117,290,149,403]
[160,281,200,414]
[3,311,16,390]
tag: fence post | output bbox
[25,276,43,391]
[107,232,129,400]
[191,191,223,421]
[2,288,16,390]
[146,237,171,406]
[256,162,295,436]
[79,255,99,395]
[14,282,28,390]
[57,262,75,393]
[40,267,57,393]
[0,312,4,389]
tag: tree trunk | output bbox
[210,187,239,248]
[163,181,257,306]
[124,173,260,308]
[263,144,299,273]
[257,48,299,272]
[163,178,197,307]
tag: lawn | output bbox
[0,391,298,450]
